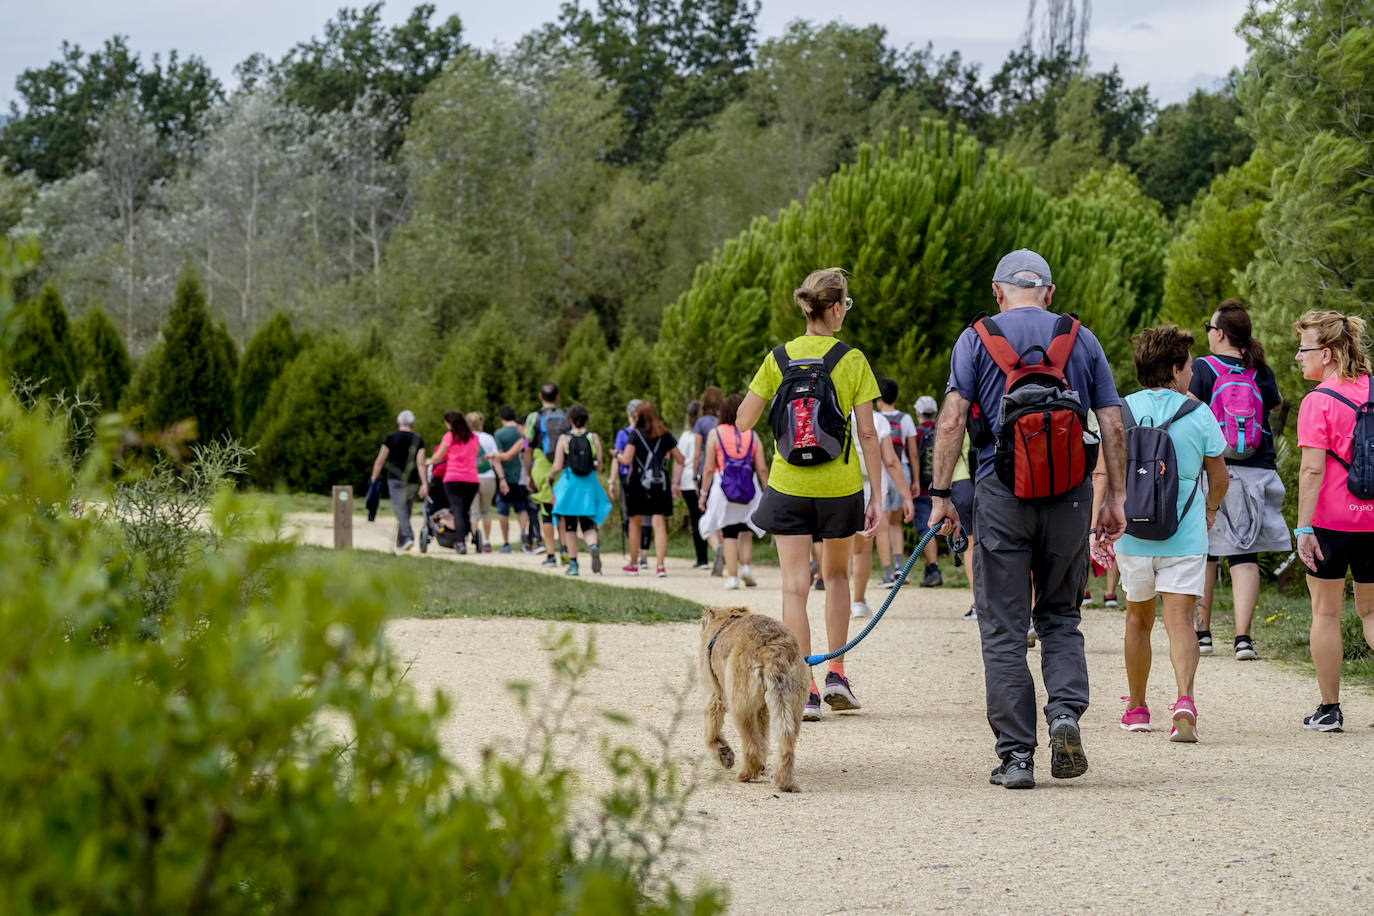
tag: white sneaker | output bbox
[851,601,872,619]
[724,576,741,590]
[740,565,756,587]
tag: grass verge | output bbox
[295,545,703,624]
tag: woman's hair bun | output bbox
[794,287,814,306]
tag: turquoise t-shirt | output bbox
[1116,388,1227,558]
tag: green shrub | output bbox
[0,386,722,913]
[72,304,132,410]
[252,337,392,492]
[237,311,300,437]
[148,270,236,442]
[9,283,77,397]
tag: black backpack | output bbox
[633,430,668,490]
[1314,378,1374,500]
[566,432,595,477]
[767,341,852,467]
[916,425,935,492]
[1122,398,1203,540]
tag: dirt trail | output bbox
[290,513,1374,914]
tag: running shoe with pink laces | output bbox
[1169,696,1198,743]
[1120,698,1151,732]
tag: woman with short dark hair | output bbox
[1112,325,1229,741]
[426,410,480,555]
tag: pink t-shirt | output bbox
[1297,375,1374,531]
[437,431,480,484]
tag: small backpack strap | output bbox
[972,316,1023,375]
[1314,387,1361,411]
[772,343,792,373]
[1121,401,1136,430]
[820,339,852,372]
[1044,314,1081,369]
[1157,397,1203,432]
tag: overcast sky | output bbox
[1,0,1250,112]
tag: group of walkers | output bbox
[374,248,1374,788]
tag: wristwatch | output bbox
[928,487,952,499]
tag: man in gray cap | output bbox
[926,248,1127,789]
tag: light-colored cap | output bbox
[993,248,1053,287]
[914,395,938,416]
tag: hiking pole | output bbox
[804,524,969,666]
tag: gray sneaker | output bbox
[1049,715,1089,779]
[990,753,1034,789]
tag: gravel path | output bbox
[291,513,1374,914]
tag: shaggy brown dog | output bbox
[699,605,808,792]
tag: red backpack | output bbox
[973,314,1097,500]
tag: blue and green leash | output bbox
[804,523,968,666]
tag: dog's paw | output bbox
[715,743,735,769]
[737,766,762,783]
[776,781,800,793]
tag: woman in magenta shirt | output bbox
[427,410,481,554]
[1293,310,1374,732]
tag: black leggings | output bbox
[683,489,708,564]
[1207,553,1258,566]
[444,481,479,545]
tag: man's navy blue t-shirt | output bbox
[946,307,1121,483]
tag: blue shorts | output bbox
[495,484,530,516]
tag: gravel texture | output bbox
[290,513,1374,914]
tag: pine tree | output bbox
[151,269,235,442]
[421,312,548,437]
[10,284,78,397]
[237,311,300,439]
[72,305,133,410]
[654,121,1148,411]
[251,338,391,492]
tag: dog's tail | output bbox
[762,653,803,757]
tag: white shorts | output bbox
[1116,553,1208,603]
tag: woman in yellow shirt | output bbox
[737,268,883,720]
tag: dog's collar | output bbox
[706,618,737,661]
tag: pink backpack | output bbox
[1201,356,1264,460]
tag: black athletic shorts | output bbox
[752,487,865,540]
[1206,553,1258,566]
[721,523,751,538]
[562,515,596,533]
[1309,528,1374,583]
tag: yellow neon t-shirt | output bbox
[747,335,880,498]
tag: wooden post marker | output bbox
[332,485,353,549]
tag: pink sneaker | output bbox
[1120,697,1151,732]
[1169,696,1198,743]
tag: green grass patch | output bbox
[295,545,703,624]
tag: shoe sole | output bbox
[1120,723,1151,733]
[1303,721,1343,732]
[1027,632,1038,648]
[990,769,1035,789]
[711,554,725,577]
[591,552,602,574]
[741,574,756,587]
[1199,646,1214,656]
[1169,718,1198,742]
[803,705,822,722]
[1235,649,1257,660]
[1049,721,1089,778]
[822,689,861,711]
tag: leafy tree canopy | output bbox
[1129,78,1253,215]
[1,36,222,181]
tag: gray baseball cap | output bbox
[993,249,1053,287]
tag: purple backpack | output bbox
[718,428,756,504]
[1201,356,1264,460]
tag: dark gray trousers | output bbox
[387,478,416,546]
[972,474,1092,759]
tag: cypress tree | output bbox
[72,305,132,410]
[237,311,300,439]
[152,269,235,442]
[252,338,391,492]
[10,284,78,397]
